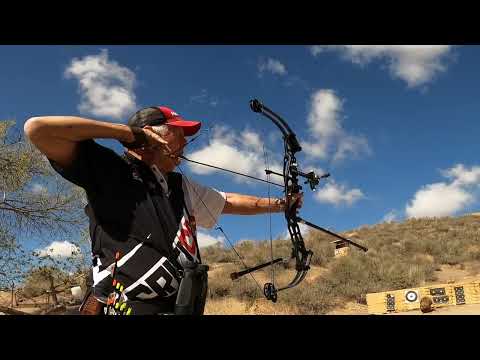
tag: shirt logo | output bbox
[178,216,197,256]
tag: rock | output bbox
[420,297,434,313]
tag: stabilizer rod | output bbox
[297,217,368,252]
[230,258,284,280]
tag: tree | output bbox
[21,265,80,304]
[0,120,89,288]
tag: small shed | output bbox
[71,286,83,302]
[331,240,350,257]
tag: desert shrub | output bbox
[206,263,237,299]
[281,279,338,314]
[308,240,335,266]
[231,277,261,301]
[316,250,437,304]
[208,276,232,299]
[202,244,237,263]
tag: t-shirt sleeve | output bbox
[47,140,128,196]
[182,176,226,229]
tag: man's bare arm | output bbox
[23,116,170,169]
[222,193,287,215]
[23,116,136,168]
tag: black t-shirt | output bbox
[49,140,198,306]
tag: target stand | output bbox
[366,278,480,314]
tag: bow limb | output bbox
[249,99,313,301]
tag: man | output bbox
[24,106,300,315]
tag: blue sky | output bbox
[2,45,480,253]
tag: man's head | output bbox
[126,106,201,172]
[127,106,201,136]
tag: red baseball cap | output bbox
[127,106,201,136]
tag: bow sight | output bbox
[265,169,330,191]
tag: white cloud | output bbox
[241,130,263,150]
[298,222,311,235]
[283,75,311,90]
[31,183,47,194]
[258,57,287,77]
[302,89,371,162]
[302,141,329,160]
[406,164,480,218]
[310,45,453,87]
[382,210,398,223]
[307,89,343,138]
[190,89,219,107]
[310,46,325,57]
[64,49,137,120]
[197,230,224,248]
[186,126,282,184]
[280,221,312,240]
[190,89,208,103]
[36,241,81,258]
[406,183,473,218]
[443,164,480,187]
[333,134,371,162]
[314,181,364,206]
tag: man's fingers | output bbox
[143,128,173,153]
[143,128,169,144]
[293,192,304,208]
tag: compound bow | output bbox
[180,99,368,303]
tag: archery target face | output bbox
[405,290,419,303]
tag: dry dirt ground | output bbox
[0,293,50,315]
[0,291,75,315]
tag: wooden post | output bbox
[10,282,14,308]
[48,275,58,306]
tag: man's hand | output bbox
[280,192,304,215]
[142,127,173,155]
[291,192,304,209]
